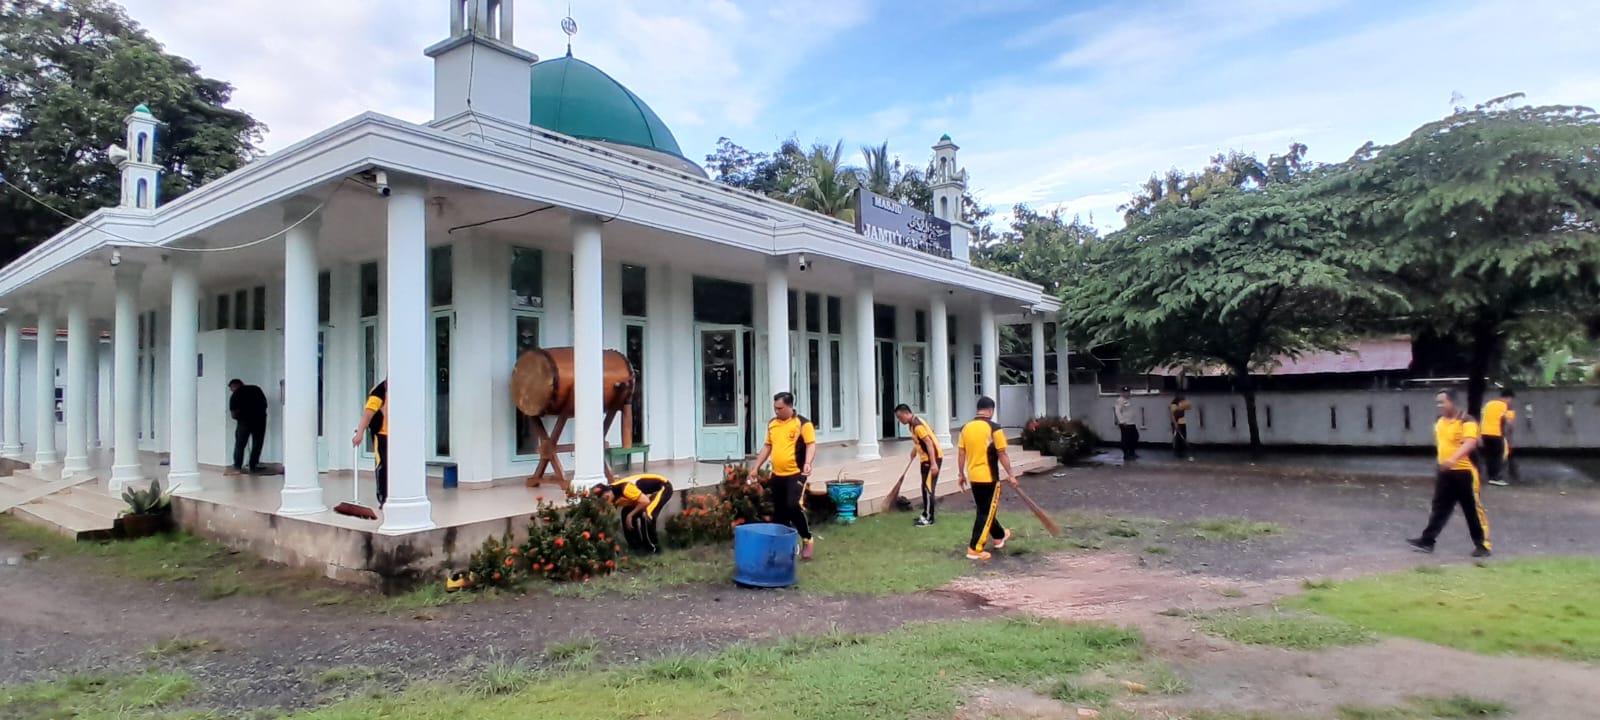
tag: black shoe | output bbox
[1472,547,1492,558]
[1406,538,1434,553]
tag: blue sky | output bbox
[121,0,1600,231]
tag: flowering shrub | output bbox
[665,463,777,548]
[519,489,626,582]
[1021,416,1101,462]
[465,532,524,590]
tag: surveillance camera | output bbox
[797,254,810,272]
[109,248,122,267]
[373,170,391,197]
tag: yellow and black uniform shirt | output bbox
[364,393,388,436]
[958,418,1006,484]
[1434,416,1480,472]
[911,419,943,463]
[609,474,670,516]
[1481,399,1515,438]
[1170,400,1190,425]
[765,416,816,477]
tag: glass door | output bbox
[900,344,928,421]
[695,325,746,462]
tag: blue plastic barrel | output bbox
[733,523,799,588]
[442,465,458,489]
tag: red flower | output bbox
[598,533,605,541]
[621,556,629,562]
[763,515,772,522]
[613,545,620,552]
[555,538,565,547]
[605,560,615,568]
[504,557,515,567]
[545,563,555,572]
[508,547,519,555]
[493,572,502,581]
[582,531,591,540]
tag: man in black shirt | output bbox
[227,379,268,474]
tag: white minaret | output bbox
[425,0,539,131]
[117,105,160,211]
[930,134,971,261]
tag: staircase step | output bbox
[10,499,115,540]
[0,475,37,493]
[53,487,126,519]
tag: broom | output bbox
[884,456,914,511]
[1009,480,1061,537]
[333,445,378,520]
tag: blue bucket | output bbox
[733,523,799,588]
[442,465,458,489]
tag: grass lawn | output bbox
[290,616,1143,720]
[0,672,203,720]
[1292,557,1600,662]
[1197,607,1374,650]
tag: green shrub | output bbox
[1022,416,1102,461]
[665,463,776,548]
[520,490,626,582]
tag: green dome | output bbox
[529,55,687,162]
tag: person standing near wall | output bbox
[1115,387,1139,461]
[1480,388,1517,487]
[225,379,268,475]
[895,403,943,526]
[748,392,817,560]
[352,380,388,508]
[1170,392,1193,461]
[1408,389,1491,558]
[959,396,1019,561]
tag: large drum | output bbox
[510,347,635,417]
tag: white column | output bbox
[63,288,93,474]
[766,259,790,397]
[379,180,434,532]
[928,292,952,447]
[980,304,998,404]
[571,213,606,485]
[451,237,494,487]
[1030,315,1047,419]
[277,208,325,514]
[955,313,976,419]
[109,263,145,491]
[853,273,879,460]
[96,341,112,449]
[33,297,60,468]
[1056,321,1072,420]
[166,254,201,492]
[2,317,23,457]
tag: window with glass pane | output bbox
[233,290,247,329]
[430,246,453,308]
[625,323,645,442]
[317,272,331,325]
[787,290,797,331]
[807,339,821,422]
[252,286,267,330]
[137,314,146,350]
[362,324,378,395]
[216,295,229,330]
[830,339,842,428]
[513,313,542,455]
[827,296,841,335]
[360,262,380,318]
[874,303,896,339]
[948,316,957,346]
[805,293,821,333]
[621,264,647,317]
[434,314,451,456]
[317,331,325,436]
[915,310,927,343]
[692,277,753,325]
[511,247,544,309]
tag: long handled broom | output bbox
[1009,481,1061,537]
[333,445,378,520]
[883,456,915,510]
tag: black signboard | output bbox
[854,189,952,259]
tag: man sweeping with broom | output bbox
[958,396,1019,561]
[895,404,943,526]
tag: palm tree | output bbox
[792,141,859,223]
[861,142,894,195]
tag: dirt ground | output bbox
[3,459,1598,717]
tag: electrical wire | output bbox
[447,204,554,233]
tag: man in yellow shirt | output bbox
[895,403,944,526]
[748,392,817,559]
[595,473,673,554]
[1169,393,1193,461]
[1408,389,1491,557]
[958,396,1018,561]
[1479,388,1516,487]
[351,380,388,508]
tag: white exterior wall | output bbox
[12,337,68,456]
[1065,383,1600,451]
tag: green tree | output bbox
[974,204,1097,296]
[0,0,266,262]
[1069,162,1400,454]
[1329,95,1600,412]
[787,140,859,223]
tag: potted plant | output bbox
[118,480,171,539]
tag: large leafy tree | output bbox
[782,140,859,223]
[0,0,265,263]
[1329,95,1600,412]
[1068,152,1401,454]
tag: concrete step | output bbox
[52,487,126,519]
[9,499,116,540]
[0,475,36,493]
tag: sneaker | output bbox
[1406,538,1434,553]
[1487,479,1509,487]
[1472,547,1492,558]
[914,516,934,527]
[800,539,814,560]
[965,550,992,561]
[993,530,1013,549]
